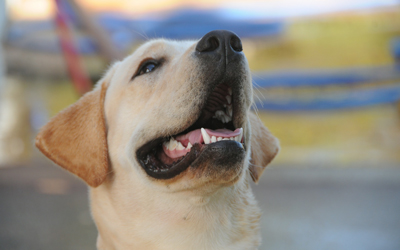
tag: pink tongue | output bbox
[175,128,241,146]
[205,128,242,138]
[163,128,242,159]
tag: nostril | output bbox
[230,35,242,52]
[196,36,219,53]
[208,37,219,52]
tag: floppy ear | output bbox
[249,112,280,183]
[35,67,116,187]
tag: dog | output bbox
[36,30,279,250]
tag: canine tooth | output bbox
[217,137,222,141]
[211,136,217,143]
[187,142,192,149]
[201,128,211,144]
[238,128,243,142]
[177,141,185,150]
[226,95,231,104]
[228,88,232,95]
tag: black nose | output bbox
[196,30,243,55]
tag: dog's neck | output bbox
[90,172,261,250]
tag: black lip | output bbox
[137,140,203,179]
[136,140,245,179]
[190,140,246,169]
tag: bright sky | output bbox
[5,0,399,20]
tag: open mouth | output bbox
[136,82,245,179]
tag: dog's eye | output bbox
[137,61,158,76]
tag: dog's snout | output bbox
[196,30,243,55]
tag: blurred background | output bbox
[0,0,400,249]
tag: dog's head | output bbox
[36,30,279,193]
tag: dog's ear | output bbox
[249,112,280,183]
[35,65,118,187]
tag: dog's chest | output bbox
[92,187,261,250]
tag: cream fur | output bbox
[36,38,280,250]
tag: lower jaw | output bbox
[138,142,203,179]
[138,140,246,180]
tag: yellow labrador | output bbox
[36,30,279,250]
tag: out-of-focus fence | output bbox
[253,65,400,111]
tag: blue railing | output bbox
[253,66,400,88]
[253,63,400,111]
[255,84,400,111]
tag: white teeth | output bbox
[226,95,231,104]
[221,116,227,123]
[226,105,232,117]
[237,128,243,143]
[214,110,230,123]
[169,138,178,150]
[216,110,225,117]
[177,141,185,150]
[228,88,232,95]
[214,110,223,119]
[215,110,231,123]
[201,128,211,144]
[165,127,243,150]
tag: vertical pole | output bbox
[0,0,5,91]
[0,1,31,165]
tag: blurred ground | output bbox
[257,164,400,250]
[0,158,96,250]
[1,157,399,250]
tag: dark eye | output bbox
[137,61,158,76]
